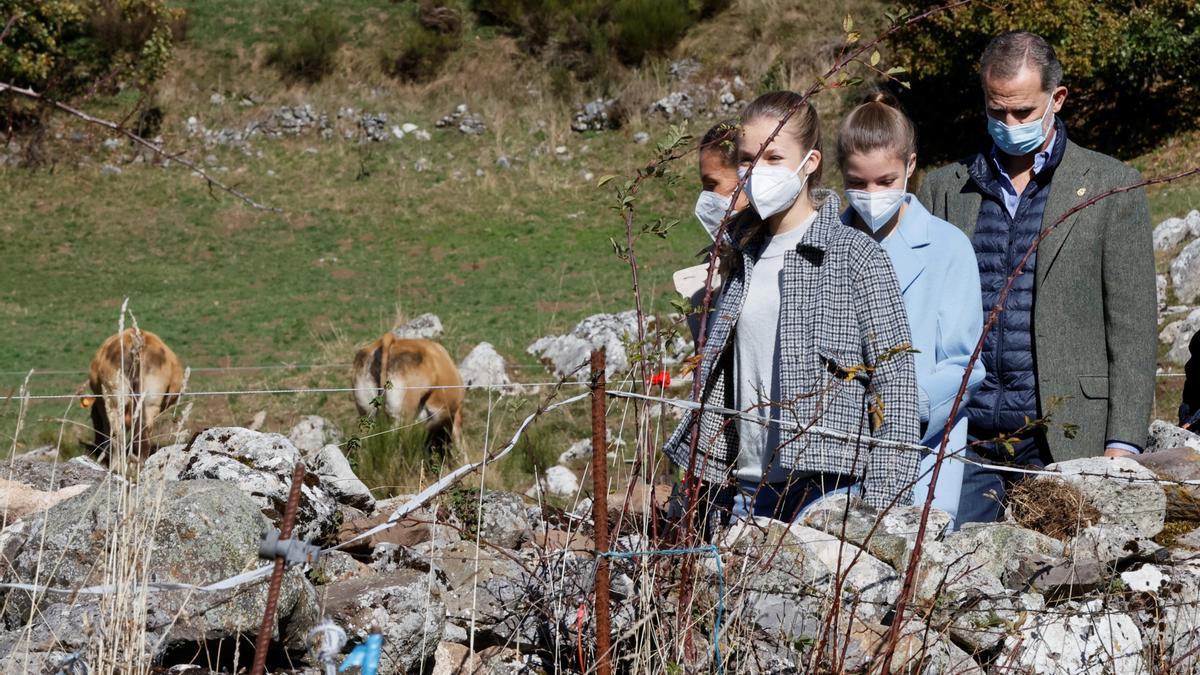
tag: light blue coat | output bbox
[843,195,985,525]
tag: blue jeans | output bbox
[957,432,1051,525]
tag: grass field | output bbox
[2,1,1198,495]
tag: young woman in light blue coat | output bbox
[837,92,986,527]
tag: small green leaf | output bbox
[597,175,617,187]
[843,14,854,32]
[846,31,860,44]
[886,66,907,75]
[899,80,911,89]
[870,50,881,66]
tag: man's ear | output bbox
[1051,85,1068,113]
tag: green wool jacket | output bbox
[917,139,1157,461]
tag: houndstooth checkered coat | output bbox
[662,190,921,509]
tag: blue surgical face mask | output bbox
[987,95,1055,157]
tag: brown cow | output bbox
[351,333,464,449]
[81,328,184,461]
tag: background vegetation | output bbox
[1,0,1196,497]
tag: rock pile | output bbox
[1154,210,1200,365]
[5,419,1200,673]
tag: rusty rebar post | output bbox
[251,461,307,675]
[590,350,612,675]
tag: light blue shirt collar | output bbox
[989,137,1052,218]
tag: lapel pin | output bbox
[1076,187,1087,197]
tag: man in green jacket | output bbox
[917,31,1156,524]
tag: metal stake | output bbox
[591,350,612,675]
[251,461,307,675]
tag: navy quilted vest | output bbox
[965,124,1067,437]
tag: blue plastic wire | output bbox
[597,545,725,673]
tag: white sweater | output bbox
[733,212,817,482]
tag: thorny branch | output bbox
[0,80,280,212]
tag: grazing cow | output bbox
[81,328,184,461]
[351,333,464,449]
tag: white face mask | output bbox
[694,190,736,240]
[845,164,910,233]
[739,149,815,220]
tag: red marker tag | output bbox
[649,370,671,387]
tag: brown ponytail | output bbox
[836,90,917,170]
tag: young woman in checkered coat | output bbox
[662,91,921,522]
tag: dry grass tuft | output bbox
[1007,478,1101,541]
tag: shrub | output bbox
[265,12,345,84]
[383,2,463,83]
[889,0,1200,161]
[0,0,182,97]
[470,0,731,83]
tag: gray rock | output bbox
[1154,213,1196,251]
[435,540,527,627]
[1148,419,1200,452]
[392,312,443,340]
[722,519,900,625]
[312,549,374,584]
[458,342,520,394]
[1149,562,1200,670]
[288,415,344,453]
[944,522,1065,586]
[1172,238,1200,304]
[1000,599,1143,674]
[414,129,432,141]
[633,131,650,145]
[526,311,691,380]
[1043,456,1165,537]
[559,438,594,465]
[910,539,1018,652]
[669,58,702,80]
[650,91,697,120]
[1,480,310,647]
[101,163,122,176]
[308,443,374,511]
[1068,522,1166,564]
[179,427,340,542]
[536,465,578,497]
[320,570,446,675]
[3,453,109,491]
[1165,308,1200,365]
[1158,273,1168,312]
[476,490,529,549]
[572,98,617,132]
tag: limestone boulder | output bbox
[1043,457,1166,538]
[175,427,341,542]
[287,415,344,453]
[0,480,311,649]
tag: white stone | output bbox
[288,415,344,453]
[1166,308,1200,365]
[1147,419,1200,452]
[1158,274,1168,312]
[526,311,692,380]
[542,466,579,497]
[402,123,419,133]
[457,342,520,394]
[391,313,443,340]
[1044,456,1165,537]
[390,125,405,139]
[1171,239,1200,304]
[1121,564,1166,592]
[414,130,432,141]
[1154,215,1192,251]
[309,443,375,510]
[1001,599,1143,674]
[559,438,593,465]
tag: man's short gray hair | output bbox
[980,31,1063,92]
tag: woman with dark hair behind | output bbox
[661,90,920,523]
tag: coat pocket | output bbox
[1078,375,1109,400]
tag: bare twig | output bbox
[0,80,280,212]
